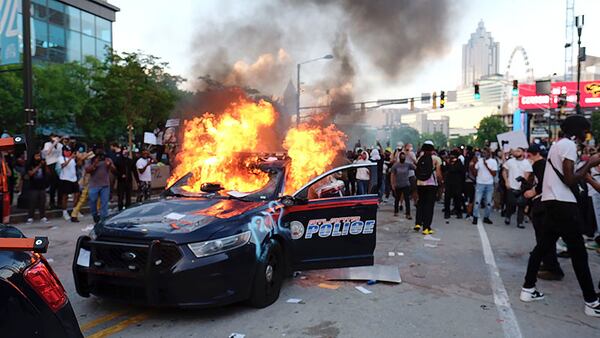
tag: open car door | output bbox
[281,163,378,270]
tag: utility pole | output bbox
[296,63,301,127]
[22,0,35,158]
[575,15,584,115]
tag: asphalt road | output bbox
[15,202,600,338]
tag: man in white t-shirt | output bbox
[472,148,498,225]
[136,150,154,202]
[502,148,533,228]
[41,134,63,209]
[520,115,600,317]
[57,147,80,221]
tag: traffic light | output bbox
[474,84,480,100]
[432,91,437,109]
[440,90,445,108]
[410,97,414,111]
[512,80,518,96]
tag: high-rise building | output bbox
[462,20,499,88]
[0,0,119,65]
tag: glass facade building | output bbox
[26,0,118,63]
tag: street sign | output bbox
[0,0,20,66]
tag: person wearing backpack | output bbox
[520,115,600,317]
[414,140,443,235]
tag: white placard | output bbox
[497,131,528,152]
[144,132,157,145]
[165,119,180,128]
[165,212,186,221]
[76,248,90,267]
[355,286,372,294]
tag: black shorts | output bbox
[59,180,79,195]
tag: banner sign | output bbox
[0,0,20,65]
[518,81,600,110]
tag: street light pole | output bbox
[296,54,333,127]
[22,0,35,158]
[575,15,584,115]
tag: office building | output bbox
[462,20,500,88]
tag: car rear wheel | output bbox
[248,239,284,308]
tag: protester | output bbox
[463,147,476,218]
[502,147,532,228]
[41,134,63,209]
[472,148,498,224]
[520,115,600,317]
[370,145,384,199]
[354,151,371,195]
[116,147,135,210]
[86,148,116,223]
[522,143,564,280]
[57,146,80,222]
[390,151,415,219]
[414,140,443,235]
[25,151,49,224]
[404,143,418,205]
[154,122,166,163]
[71,150,95,223]
[136,150,154,202]
[443,149,465,219]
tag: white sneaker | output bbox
[26,218,33,224]
[520,287,545,302]
[585,300,600,317]
[41,217,49,223]
[62,210,70,221]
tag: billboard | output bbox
[518,81,600,110]
[0,0,20,65]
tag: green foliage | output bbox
[0,51,185,143]
[420,131,448,148]
[591,111,600,143]
[390,126,419,147]
[449,134,476,148]
[475,116,508,147]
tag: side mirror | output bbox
[280,195,295,206]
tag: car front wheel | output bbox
[248,239,284,308]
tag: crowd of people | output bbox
[0,132,171,225]
[341,115,600,317]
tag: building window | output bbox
[48,24,66,62]
[47,0,65,26]
[66,30,81,62]
[32,1,48,20]
[32,18,48,60]
[81,11,95,36]
[95,17,111,42]
[82,34,95,58]
[66,6,81,32]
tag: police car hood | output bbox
[97,198,268,244]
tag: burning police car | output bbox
[73,157,377,308]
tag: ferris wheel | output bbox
[502,46,535,112]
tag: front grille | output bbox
[94,281,146,302]
[90,240,182,274]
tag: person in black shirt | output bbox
[444,149,465,219]
[25,151,50,223]
[115,147,135,210]
[523,144,563,280]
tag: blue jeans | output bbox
[357,180,369,195]
[474,183,494,219]
[89,186,110,220]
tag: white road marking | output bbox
[476,218,523,338]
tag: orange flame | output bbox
[167,97,276,193]
[168,93,348,196]
[283,123,346,194]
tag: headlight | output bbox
[187,231,251,258]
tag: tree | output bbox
[449,134,476,148]
[0,69,23,132]
[390,126,419,147]
[420,131,448,148]
[591,111,600,143]
[475,116,508,147]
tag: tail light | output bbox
[24,260,67,312]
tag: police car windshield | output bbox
[166,167,282,201]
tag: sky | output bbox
[111,0,600,103]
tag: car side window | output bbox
[296,166,374,200]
